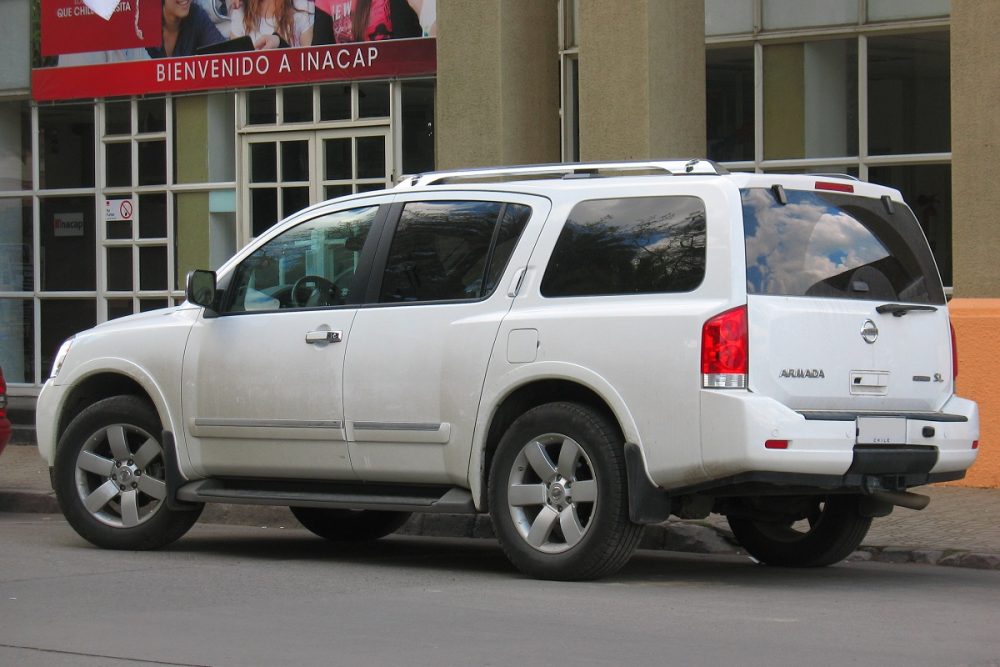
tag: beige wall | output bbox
[435,0,560,169]
[578,0,705,160]
[173,96,211,287]
[951,0,1000,298]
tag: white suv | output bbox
[36,161,979,580]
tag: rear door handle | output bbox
[305,330,343,344]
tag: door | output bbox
[343,194,548,484]
[181,202,385,479]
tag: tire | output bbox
[53,395,203,550]
[727,495,872,567]
[290,507,411,542]
[488,402,642,581]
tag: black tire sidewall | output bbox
[289,507,412,541]
[488,401,640,580]
[54,395,202,550]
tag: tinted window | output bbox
[379,201,530,303]
[541,196,707,297]
[742,188,945,304]
[224,206,377,313]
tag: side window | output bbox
[540,196,706,297]
[224,205,378,313]
[379,201,531,303]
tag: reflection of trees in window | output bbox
[541,197,707,297]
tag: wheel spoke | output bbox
[524,441,557,480]
[508,483,547,507]
[132,438,161,468]
[77,450,114,477]
[571,479,597,503]
[525,506,559,548]
[556,439,581,478]
[120,490,140,528]
[138,475,167,501]
[106,425,131,461]
[83,480,120,513]
[559,506,585,547]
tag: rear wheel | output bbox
[54,395,202,550]
[727,495,871,567]
[488,402,642,581]
[289,507,411,541]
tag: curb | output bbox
[2,487,998,571]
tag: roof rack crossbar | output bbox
[395,159,728,188]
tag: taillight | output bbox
[815,180,854,193]
[0,366,6,415]
[950,320,958,380]
[701,305,748,389]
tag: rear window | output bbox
[541,196,706,297]
[742,188,945,305]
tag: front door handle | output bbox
[305,329,343,344]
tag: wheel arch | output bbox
[470,367,643,511]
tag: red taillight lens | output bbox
[0,366,6,415]
[765,440,789,450]
[950,320,958,380]
[815,181,854,193]
[701,305,748,389]
[972,441,979,450]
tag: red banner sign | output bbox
[32,39,437,102]
[40,0,161,56]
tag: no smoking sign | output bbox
[105,198,135,222]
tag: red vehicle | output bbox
[0,367,11,455]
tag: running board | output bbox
[175,478,477,514]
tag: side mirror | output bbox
[186,270,218,313]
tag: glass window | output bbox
[541,197,707,298]
[39,104,95,189]
[707,47,754,162]
[868,32,950,155]
[225,205,379,313]
[356,136,385,179]
[741,188,945,304]
[379,201,505,303]
[319,84,351,121]
[105,142,131,187]
[764,40,858,160]
[401,80,435,175]
[246,89,277,125]
[484,204,532,295]
[358,82,390,118]
[868,0,950,22]
[137,98,166,134]
[138,140,167,185]
[869,164,952,286]
[763,0,856,29]
[0,299,33,383]
[0,198,33,291]
[105,100,131,136]
[283,87,313,123]
[0,101,31,191]
[705,0,754,35]
[40,196,96,291]
[250,188,278,237]
[139,246,168,290]
[138,193,168,239]
[107,298,133,320]
[40,299,96,377]
[107,247,133,291]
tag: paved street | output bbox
[1,513,998,667]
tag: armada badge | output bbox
[779,368,826,379]
[861,319,879,344]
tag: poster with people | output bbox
[33,0,437,100]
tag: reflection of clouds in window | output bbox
[743,189,889,295]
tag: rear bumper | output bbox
[693,391,979,485]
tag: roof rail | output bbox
[395,159,728,188]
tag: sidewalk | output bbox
[3,443,998,570]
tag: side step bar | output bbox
[176,478,477,514]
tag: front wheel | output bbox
[488,402,642,581]
[727,495,871,567]
[53,395,203,550]
[289,507,411,541]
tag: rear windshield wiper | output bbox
[876,303,938,317]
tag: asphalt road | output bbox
[1,513,998,667]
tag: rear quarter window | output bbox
[742,188,945,305]
[540,196,707,297]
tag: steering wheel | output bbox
[291,275,338,308]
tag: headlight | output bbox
[50,337,75,378]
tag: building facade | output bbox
[2,0,996,486]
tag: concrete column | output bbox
[950,0,1000,488]
[435,0,560,169]
[577,0,705,161]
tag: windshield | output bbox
[741,187,945,305]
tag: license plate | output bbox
[856,417,907,445]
